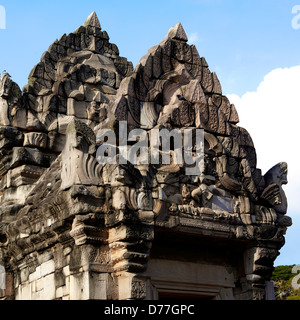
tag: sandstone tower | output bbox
[0,12,291,300]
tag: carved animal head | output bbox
[264,162,288,186]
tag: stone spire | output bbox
[83,11,101,29]
[167,22,188,42]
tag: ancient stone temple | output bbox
[0,12,292,300]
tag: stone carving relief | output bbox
[61,119,103,189]
[0,13,291,301]
[0,72,22,127]
[261,162,288,214]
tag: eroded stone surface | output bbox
[0,13,291,301]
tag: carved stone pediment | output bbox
[0,12,291,301]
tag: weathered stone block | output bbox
[29,266,41,283]
[24,132,48,149]
[0,126,24,149]
[6,165,45,188]
[201,67,213,93]
[42,273,56,300]
[10,147,54,168]
[70,271,107,300]
[67,98,88,119]
[41,260,55,277]
[1,185,35,204]
[212,72,222,94]
[26,110,44,131]
[48,131,66,153]
[19,283,31,300]
[12,107,27,129]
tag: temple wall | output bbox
[0,12,291,301]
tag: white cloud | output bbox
[227,66,300,214]
[188,32,199,44]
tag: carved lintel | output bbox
[70,214,106,246]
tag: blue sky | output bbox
[0,0,300,266]
[1,0,300,95]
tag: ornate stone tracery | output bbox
[0,12,291,300]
